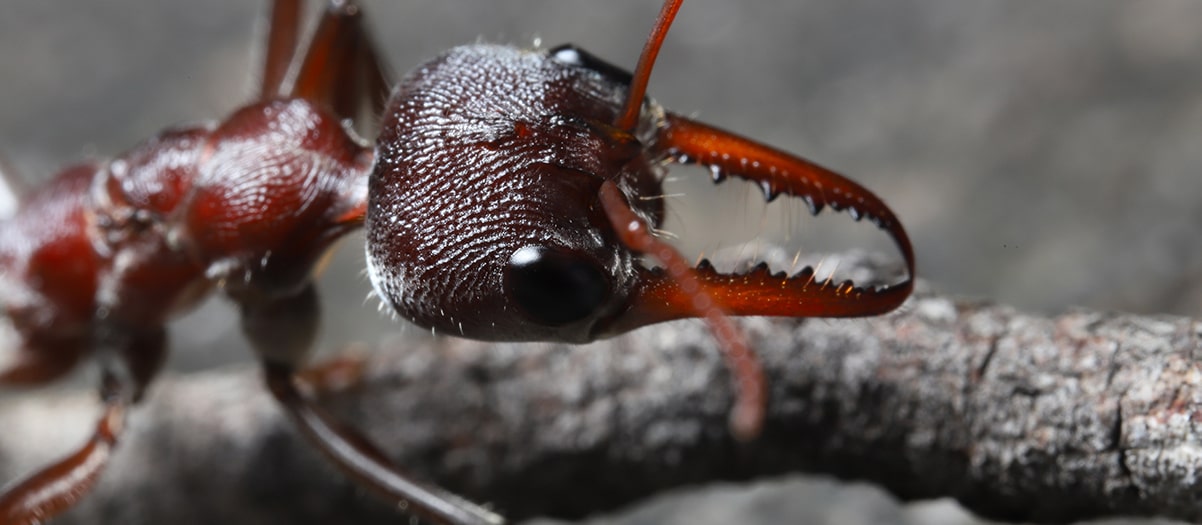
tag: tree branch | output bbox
[1,252,1199,524]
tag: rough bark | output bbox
[1,252,1200,524]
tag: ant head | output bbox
[365,44,664,343]
[366,0,911,445]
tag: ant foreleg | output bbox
[261,0,303,100]
[0,340,86,386]
[264,364,507,525]
[239,284,506,525]
[288,0,391,125]
[0,328,165,525]
[295,349,369,394]
[0,401,124,525]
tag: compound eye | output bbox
[548,44,634,86]
[505,245,611,326]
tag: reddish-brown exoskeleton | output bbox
[0,1,914,524]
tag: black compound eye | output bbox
[548,44,634,86]
[505,245,611,326]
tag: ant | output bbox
[0,0,914,524]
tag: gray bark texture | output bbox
[1,251,1200,525]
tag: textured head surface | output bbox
[367,44,664,342]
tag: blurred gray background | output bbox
[1,1,1200,524]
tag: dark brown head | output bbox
[366,44,664,343]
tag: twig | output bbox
[1,251,1199,524]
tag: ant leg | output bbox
[0,328,165,524]
[295,348,368,394]
[239,285,506,525]
[358,24,391,121]
[264,364,506,525]
[259,0,303,100]
[290,0,391,123]
[286,0,389,227]
[0,340,85,386]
